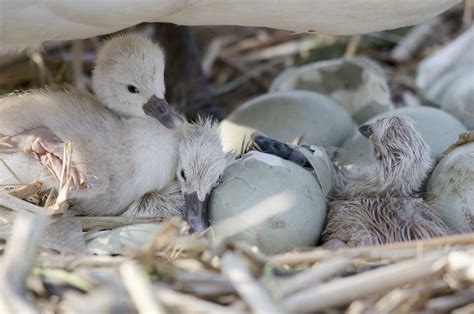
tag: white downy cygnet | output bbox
[124,118,229,232]
[0,33,184,216]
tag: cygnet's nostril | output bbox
[157,104,167,114]
[359,124,373,138]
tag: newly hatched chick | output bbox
[322,116,450,246]
[0,34,183,216]
[123,118,229,232]
[177,118,228,231]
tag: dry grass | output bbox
[0,194,473,313]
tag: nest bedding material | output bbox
[0,191,473,313]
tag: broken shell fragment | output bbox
[336,107,467,168]
[270,57,394,123]
[209,151,331,254]
[417,27,474,130]
[423,65,474,130]
[427,138,474,233]
[86,224,162,255]
[219,91,354,154]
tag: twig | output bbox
[426,289,474,312]
[32,268,94,292]
[201,35,237,75]
[221,252,279,314]
[279,256,352,296]
[0,191,45,214]
[284,255,446,312]
[212,57,284,96]
[154,284,240,313]
[344,35,362,58]
[7,181,42,199]
[72,40,87,90]
[271,233,474,265]
[390,17,442,63]
[69,216,165,231]
[0,211,49,313]
[0,158,24,184]
[37,255,127,269]
[464,0,474,28]
[239,35,336,62]
[219,54,270,90]
[120,261,166,314]
[29,50,53,85]
[221,31,294,57]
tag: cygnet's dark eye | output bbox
[127,85,139,94]
[180,169,187,182]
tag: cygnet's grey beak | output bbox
[143,95,184,130]
[183,192,210,233]
[359,124,373,138]
[251,133,310,167]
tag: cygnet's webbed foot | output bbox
[321,239,348,250]
[0,128,87,191]
[250,133,311,167]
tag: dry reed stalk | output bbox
[344,34,362,57]
[154,284,241,313]
[390,17,443,62]
[374,280,450,312]
[284,254,447,312]
[426,289,474,312]
[239,35,336,62]
[7,180,42,199]
[271,233,474,265]
[221,252,279,314]
[0,158,24,184]
[279,256,353,296]
[221,31,294,57]
[37,255,128,269]
[0,191,45,214]
[448,251,474,282]
[48,141,73,214]
[70,216,165,231]
[0,211,48,313]
[120,261,166,314]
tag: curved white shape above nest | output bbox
[1,0,461,50]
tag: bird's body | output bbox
[0,0,460,50]
[0,33,228,231]
[322,116,450,246]
[0,88,180,216]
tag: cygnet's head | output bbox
[177,118,229,232]
[92,33,183,129]
[359,116,431,195]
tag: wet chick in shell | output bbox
[323,116,451,246]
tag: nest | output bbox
[0,185,473,313]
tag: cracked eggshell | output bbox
[219,91,354,154]
[209,151,328,254]
[335,107,467,168]
[270,57,394,124]
[427,140,474,232]
[86,223,162,255]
